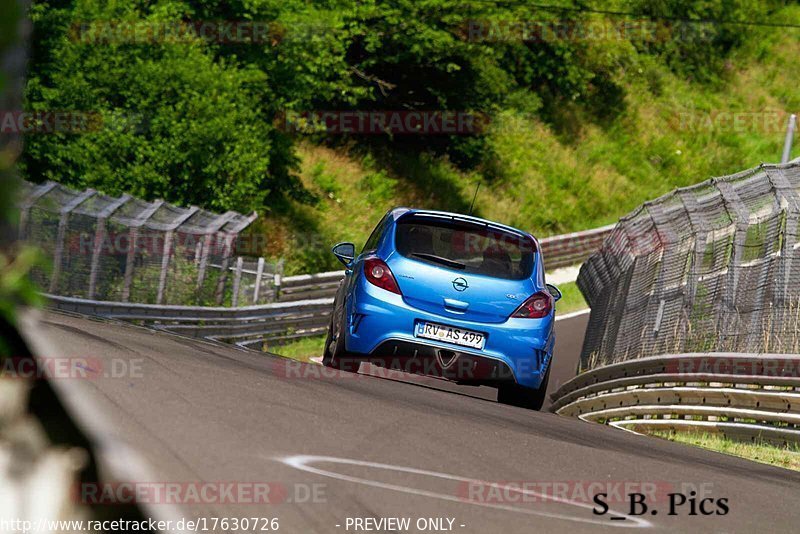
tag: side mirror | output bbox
[546,283,562,302]
[332,242,356,267]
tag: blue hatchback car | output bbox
[322,208,561,410]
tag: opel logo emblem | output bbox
[452,277,469,292]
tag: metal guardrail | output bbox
[549,353,800,445]
[279,271,344,302]
[539,223,615,270]
[45,293,334,348]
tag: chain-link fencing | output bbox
[578,161,800,371]
[17,180,283,306]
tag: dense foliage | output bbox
[21,0,783,214]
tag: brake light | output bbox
[364,257,401,295]
[511,291,552,318]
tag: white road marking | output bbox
[556,308,591,321]
[277,455,652,528]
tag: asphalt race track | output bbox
[27,310,800,533]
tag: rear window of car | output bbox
[394,216,535,280]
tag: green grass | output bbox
[555,281,588,314]
[272,336,326,363]
[652,431,800,472]
[273,281,589,362]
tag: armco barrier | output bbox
[539,223,615,270]
[45,293,334,348]
[279,270,345,302]
[549,352,800,445]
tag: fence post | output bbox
[765,166,800,347]
[231,256,244,307]
[156,206,199,305]
[214,233,237,305]
[87,218,107,299]
[253,257,265,303]
[274,259,284,301]
[121,199,163,302]
[49,215,68,293]
[782,114,796,164]
[121,227,138,302]
[678,191,709,318]
[156,230,174,305]
[88,194,129,299]
[48,189,96,293]
[196,233,214,290]
[196,211,236,292]
[637,201,680,356]
[714,179,750,347]
[17,181,57,241]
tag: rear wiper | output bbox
[410,253,466,270]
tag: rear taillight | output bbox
[364,257,401,295]
[511,291,553,319]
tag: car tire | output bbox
[321,310,360,373]
[497,363,551,411]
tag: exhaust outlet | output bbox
[436,349,458,369]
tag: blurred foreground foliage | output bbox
[0,247,45,326]
[2,0,42,357]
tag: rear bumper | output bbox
[365,338,518,386]
[345,280,554,389]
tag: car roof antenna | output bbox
[468,182,481,216]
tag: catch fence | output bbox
[17,181,284,306]
[578,161,800,371]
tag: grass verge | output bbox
[271,336,326,363]
[555,281,587,315]
[652,431,800,472]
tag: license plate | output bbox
[415,321,485,350]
